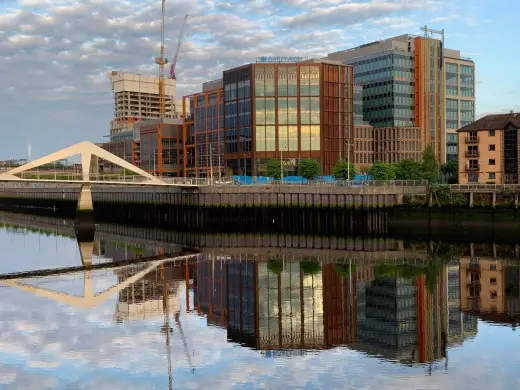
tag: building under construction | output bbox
[109,71,184,137]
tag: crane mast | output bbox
[168,14,189,80]
[155,0,168,117]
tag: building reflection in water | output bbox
[191,252,520,366]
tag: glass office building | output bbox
[223,60,354,176]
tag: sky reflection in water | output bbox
[0,219,519,390]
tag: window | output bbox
[490,291,497,299]
[489,159,496,165]
[489,172,496,179]
[490,277,497,285]
[489,130,495,136]
[489,144,496,151]
[490,264,497,270]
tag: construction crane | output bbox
[160,263,195,390]
[155,0,168,117]
[168,13,189,80]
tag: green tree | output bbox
[421,145,440,183]
[332,160,356,180]
[369,162,396,180]
[441,159,458,184]
[300,260,322,276]
[298,159,321,181]
[395,159,423,180]
[265,159,283,179]
[267,258,284,275]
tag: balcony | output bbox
[465,164,480,171]
[465,150,480,157]
[465,136,479,144]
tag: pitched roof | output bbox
[457,113,520,132]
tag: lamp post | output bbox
[347,137,351,184]
[209,145,214,185]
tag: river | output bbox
[0,212,519,389]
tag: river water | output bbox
[0,214,519,390]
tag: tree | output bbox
[332,160,356,180]
[265,159,283,179]
[441,159,458,184]
[395,159,423,180]
[300,260,322,276]
[421,145,440,183]
[369,162,396,180]
[267,258,283,275]
[298,159,321,181]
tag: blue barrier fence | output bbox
[232,174,371,185]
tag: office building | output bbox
[457,113,520,184]
[183,81,225,179]
[223,59,354,176]
[444,50,476,161]
[374,126,423,163]
[327,30,474,164]
[135,118,184,177]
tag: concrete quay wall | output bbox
[0,182,427,208]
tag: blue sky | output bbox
[0,0,518,159]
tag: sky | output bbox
[0,0,518,160]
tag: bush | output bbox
[298,159,321,181]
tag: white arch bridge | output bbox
[0,141,202,188]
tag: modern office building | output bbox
[444,50,476,161]
[327,31,473,164]
[222,59,354,176]
[135,118,185,177]
[182,81,225,179]
[457,113,520,184]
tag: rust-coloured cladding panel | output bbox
[414,37,423,130]
[321,63,351,175]
[322,264,357,345]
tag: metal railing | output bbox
[465,136,479,144]
[465,151,480,157]
[449,184,520,191]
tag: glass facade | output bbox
[444,60,475,161]
[346,52,415,128]
[183,89,225,178]
[224,68,252,175]
[223,62,352,176]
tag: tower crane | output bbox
[168,14,189,80]
[155,0,168,117]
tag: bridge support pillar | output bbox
[75,183,95,268]
[77,183,93,213]
[469,192,474,208]
[515,193,518,209]
[492,192,496,209]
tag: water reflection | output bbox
[1,215,520,388]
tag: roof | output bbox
[457,113,520,132]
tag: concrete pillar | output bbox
[492,192,496,209]
[469,192,474,208]
[77,184,94,213]
[428,191,433,207]
[515,193,518,209]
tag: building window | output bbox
[490,264,497,270]
[489,159,496,165]
[490,291,497,299]
[490,277,497,285]
[489,130,495,136]
[489,144,495,151]
[489,172,496,179]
